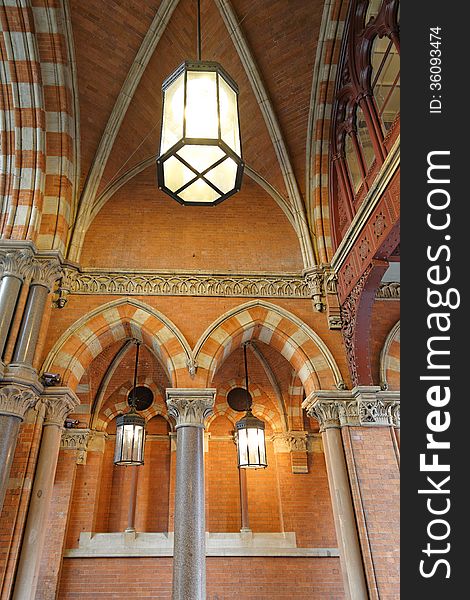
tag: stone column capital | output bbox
[166,388,216,429]
[42,387,79,427]
[0,248,35,281]
[303,388,400,430]
[0,384,39,420]
[31,257,63,291]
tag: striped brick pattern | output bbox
[0,0,76,252]
[308,0,349,264]
[287,372,305,430]
[0,0,45,242]
[195,302,339,395]
[44,300,190,391]
[380,321,400,391]
[33,1,77,254]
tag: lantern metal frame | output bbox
[114,342,146,466]
[235,342,268,469]
[156,60,244,206]
[156,0,243,205]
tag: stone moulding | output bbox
[62,268,312,298]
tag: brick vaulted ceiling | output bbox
[69,0,324,260]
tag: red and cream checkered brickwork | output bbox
[0,0,76,253]
[196,302,342,395]
[309,0,349,264]
[43,298,192,391]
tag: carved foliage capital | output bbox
[166,389,215,428]
[31,258,63,290]
[0,384,38,419]
[0,249,35,281]
[43,389,79,427]
[307,400,341,431]
[273,431,308,453]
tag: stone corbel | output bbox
[53,264,78,309]
[272,431,309,473]
[61,428,108,464]
[323,268,343,329]
[303,267,324,311]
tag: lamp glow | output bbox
[157,61,243,205]
[236,409,267,469]
[114,412,145,466]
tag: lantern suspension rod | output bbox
[130,341,140,410]
[196,0,202,60]
[243,342,250,411]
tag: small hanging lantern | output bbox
[114,342,146,466]
[156,0,243,205]
[236,343,267,469]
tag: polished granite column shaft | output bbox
[0,249,33,360]
[166,388,215,600]
[12,389,78,600]
[0,386,38,512]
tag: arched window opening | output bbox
[365,0,382,25]
[345,133,363,193]
[356,105,375,170]
[371,35,400,132]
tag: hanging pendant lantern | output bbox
[156,1,243,205]
[114,342,146,466]
[236,343,267,469]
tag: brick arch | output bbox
[194,300,344,395]
[42,298,192,391]
[380,320,400,391]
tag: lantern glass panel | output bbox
[185,71,218,139]
[219,76,240,155]
[161,72,185,154]
[177,144,225,173]
[114,418,145,465]
[163,155,196,192]
[178,178,220,203]
[205,156,238,194]
[237,424,267,468]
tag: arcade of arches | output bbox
[0,0,399,598]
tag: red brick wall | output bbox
[370,299,400,386]
[58,556,345,598]
[342,427,400,600]
[80,170,304,273]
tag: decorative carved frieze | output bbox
[376,281,400,299]
[166,389,216,428]
[61,268,312,299]
[0,384,38,419]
